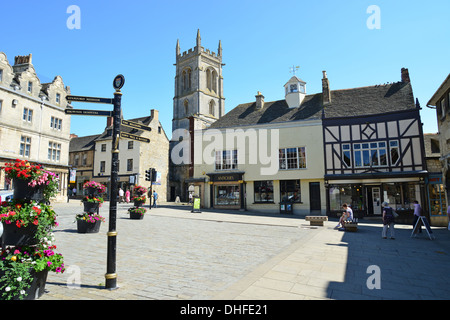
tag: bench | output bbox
[305,216,328,226]
[343,221,358,232]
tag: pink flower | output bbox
[14,250,21,254]
[47,261,52,267]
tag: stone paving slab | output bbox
[39,201,450,301]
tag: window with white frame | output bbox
[23,108,33,122]
[215,150,238,170]
[19,136,31,157]
[27,81,33,93]
[390,141,400,165]
[279,147,306,170]
[50,116,62,130]
[48,142,61,162]
[342,144,352,168]
[354,142,388,168]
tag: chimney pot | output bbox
[255,92,265,109]
[322,71,331,105]
[401,68,410,83]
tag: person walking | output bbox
[118,188,124,203]
[413,200,422,233]
[152,191,158,208]
[125,189,130,203]
[382,202,395,239]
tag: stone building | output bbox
[427,73,450,226]
[169,30,225,202]
[72,109,169,202]
[0,52,71,201]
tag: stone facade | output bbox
[0,52,71,202]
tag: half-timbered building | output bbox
[322,68,428,218]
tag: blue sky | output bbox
[1,0,449,138]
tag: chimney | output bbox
[322,71,331,105]
[255,92,265,109]
[401,68,410,83]
[14,54,32,65]
[151,109,159,123]
[107,116,113,127]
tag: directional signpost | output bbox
[121,119,152,132]
[65,74,135,291]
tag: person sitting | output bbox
[335,203,353,229]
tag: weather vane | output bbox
[290,65,300,76]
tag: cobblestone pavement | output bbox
[40,200,450,301]
[41,200,312,300]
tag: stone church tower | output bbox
[169,30,225,201]
[172,29,225,133]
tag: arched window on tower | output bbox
[184,99,189,116]
[212,70,218,93]
[206,69,211,91]
[209,100,215,117]
[182,68,192,91]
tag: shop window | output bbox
[215,185,240,206]
[280,180,301,203]
[254,181,274,203]
[329,185,364,211]
[383,182,420,210]
[428,183,447,216]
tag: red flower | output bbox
[16,220,22,228]
[33,220,39,225]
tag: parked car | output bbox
[0,190,13,203]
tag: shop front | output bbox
[207,172,245,210]
[326,173,427,223]
[427,174,448,227]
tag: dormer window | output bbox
[56,93,61,104]
[27,81,33,93]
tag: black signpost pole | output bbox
[105,75,125,290]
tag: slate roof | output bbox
[209,81,415,129]
[69,134,100,152]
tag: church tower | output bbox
[169,30,225,202]
[172,29,225,134]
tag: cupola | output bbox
[284,76,306,108]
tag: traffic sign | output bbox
[66,95,114,104]
[121,119,152,132]
[65,109,113,117]
[120,132,150,143]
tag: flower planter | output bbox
[1,222,38,246]
[133,200,145,208]
[77,219,102,234]
[129,211,145,220]
[13,178,45,202]
[86,187,99,197]
[0,269,48,300]
[83,202,100,213]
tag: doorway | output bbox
[367,186,382,215]
[309,182,321,213]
